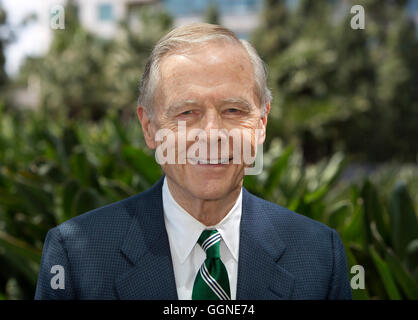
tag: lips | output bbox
[188,157,232,165]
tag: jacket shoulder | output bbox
[57,194,136,234]
[54,185,159,244]
[244,190,352,299]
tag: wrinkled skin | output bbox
[137,40,270,225]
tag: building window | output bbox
[98,3,114,21]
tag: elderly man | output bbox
[35,23,351,300]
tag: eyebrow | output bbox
[169,100,198,110]
[166,97,252,115]
[220,97,252,112]
[166,100,199,116]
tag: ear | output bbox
[137,105,157,150]
[257,102,270,145]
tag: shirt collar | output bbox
[162,177,242,264]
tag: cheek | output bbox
[235,115,262,131]
[241,121,264,156]
[158,115,179,131]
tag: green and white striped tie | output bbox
[192,229,231,300]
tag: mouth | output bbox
[188,157,233,165]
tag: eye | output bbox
[178,110,194,116]
[223,108,243,115]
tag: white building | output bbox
[71,0,261,39]
[4,0,265,75]
[72,0,157,38]
[4,0,158,75]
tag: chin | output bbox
[187,180,232,201]
[164,165,242,200]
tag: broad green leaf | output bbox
[37,161,66,184]
[369,246,402,300]
[318,152,344,186]
[0,231,41,285]
[304,183,328,203]
[43,131,68,167]
[69,149,96,187]
[61,179,82,222]
[0,188,27,211]
[243,175,258,194]
[327,201,351,229]
[384,247,418,299]
[99,177,135,201]
[264,145,293,198]
[405,239,418,275]
[305,153,344,204]
[341,203,365,247]
[14,180,53,216]
[361,180,390,245]
[389,182,418,260]
[63,124,80,156]
[71,188,105,217]
[369,221,418,298]
[122,146,161,186]
[112,115,129,145]
[0,231,42,264]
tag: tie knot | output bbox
[198,229,221,258]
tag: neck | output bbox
[166,177,242,226]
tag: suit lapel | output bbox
[236,189,295,299]
[115,177,178,300]
[114,178,295,300]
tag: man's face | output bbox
[139,41,268,201]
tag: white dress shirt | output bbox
[162,177,242,300]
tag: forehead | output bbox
[157,41,256,105]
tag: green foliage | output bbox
[18,3,173,121]
[253,0,418,162]
[0,107,162,299]
[244,139,418,299]
[1,0,416,301]
[205,2,221,25]
[0,107,416,299]
[0,4,9,89]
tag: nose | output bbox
[201,109,229,142]
[201,108,222,133]
[200,108,229,158]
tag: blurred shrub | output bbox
[0,106,162,299]
[0,106,417,299]
[253,0,418,162]
[1,0,417,301]
[244,139,418,299]
[18,2,173,122]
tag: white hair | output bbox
[138,23,272,119]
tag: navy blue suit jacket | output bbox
[35,177,352,299]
